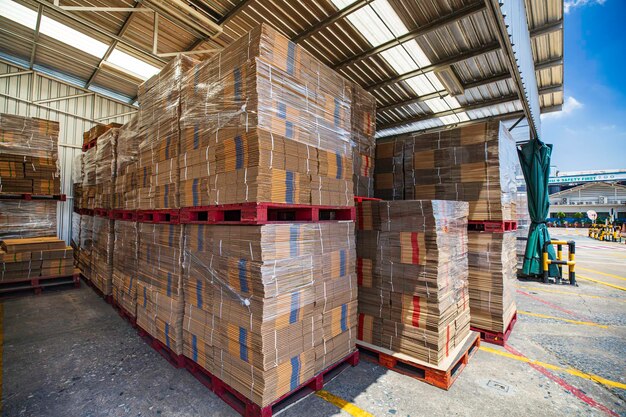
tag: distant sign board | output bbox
[587,210,597,220]
[548,172,626,184]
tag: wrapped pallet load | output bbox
[113,116,143,210]
[350,82,377,198]
[356,200,471,365]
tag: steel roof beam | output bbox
[218,0,256,25]
[333,2,486,71]
[377,94,519,130]
[538,84,563,96]
[292,0,371,43]
[29,4,43,69]
[530,20,563,38]
[366,42,500,91]
[535,57,563,71]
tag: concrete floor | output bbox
[2,228,625,417]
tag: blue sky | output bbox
[540,0,626,172]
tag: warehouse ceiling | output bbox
[0,0,563,138]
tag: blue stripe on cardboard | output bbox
[192,334,198,362]
[339,249,346,277]
[167,272,172,297]
[196,278,203,308]
[164,183,169,207]
[193,123,199,149]
[128,277,133,296]
[165,322,171,348]
[285,171,294,204]
[278,102,287,119]
[238,259,248,293]
[239,327,248,362]
[143,166,148,187]
[143,286,147,308]
[290,356,301,390]
[234,135,244,169]
[287,42,296,75]
[289,291,300,324]
[168,224,174,247]
[233,67,242,101]
[340,303,348,332]
[165,135,171,160]
[334,97,340,127]
[285,121,294,139]
[192,178,199,207]
[289,224,299,257]
[336,152,343,179]
[197,224,204,251]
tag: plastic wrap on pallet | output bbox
[182,222,357,407]
[72,153,83,185]
[113,220,138,317]
[82,147,97,210]
[349,82,376,198]
[0,113,61,195]
[92,216,114,295]
[79,214,94,280]
[136,56,197,210]
[179,24,354,207]
[467,231,517,333]
[0,201,57,239]
[356,200,470,366]
[136,223,185,354]
[114,117,142,209]
[83,122,122,146]
[0,237,73,283]
[515,192,530,269]
[95,128,119,210]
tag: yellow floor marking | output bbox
[577,267,626,282]
[515,285,626,302]
[517,310,609,328]
[577,275,626,292]
[316,390,376,417]
[480,346,626,390]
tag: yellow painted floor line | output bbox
[578,275,626,292]
[316,390,376,417]
[480,346,626,390]
[578,267,626,281]
[515,285,626,302]
[517,311,609,328]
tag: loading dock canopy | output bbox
[0,0,563,137]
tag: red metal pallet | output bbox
[0,271,80,297]
[74,208,94,216]
[353,196,381,203]
[82,274,113,304]
[111,209,137,221]
[94,208,112,218]
[468,220,517,233]
[357,332,480,390]
[137,209,181,224]
[185,350,359,417]
[82,138,97,152]
[137,325,186,368]
[471,311,518,346]
[0,193,66,201]
[112,299,137,328]
[180,203,355,225]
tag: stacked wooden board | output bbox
[356,200,471,366]
[0,113,60,196]
[0,237,73,283]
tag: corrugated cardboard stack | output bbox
[179,24,353,207]
[356,200,470,366]
[91,216,115,295]
[112,220,138,317]
[350,83,376,198]
[71,211,81,266]
[0,113,60,196]
[0,201,57,240]
[137,56,197,210]
[183,222,356,407]
[0,237,73,282]
[94,128,118,210]
[78,214,94,281]
[82,146,97,210]
[136,223,185,354]
[113,117,142,210]
[515,192,530,269]
[373,136,404,200]
[83,123,122,147]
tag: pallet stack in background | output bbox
[356,200,471,365]
[373,121,519,339]
[350,83,377,198]
[0,237,74,285]
[515,192,531,270]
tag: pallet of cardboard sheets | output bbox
[0,113,60,196]
[0,201,57,240]
[83,123,122,147]
[95,128,119,210]
[356,200,471,366]
[82,147,97,210]
[373,136,405,201]
[79,214,94,280]
[349,83,376,198]
[112,219,138,317]
[91,216,114,296]
[178,24,354,208]
[184,222,357,407]
[0,237,73,283]
[113,117,143,210]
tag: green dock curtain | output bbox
[518,139,559,277]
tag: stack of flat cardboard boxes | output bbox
[356,200,471,365]
[0,201,58,240]
[94,128,118,210]
[82,147,97,210]
[91,216,114,296]
[0,237,73,282]
[113,116,142,210]
[373,121,519,335]
[83,123,122,148]
[0,113,60,196]
[349,83,377,198]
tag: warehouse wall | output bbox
[0,61,136,243]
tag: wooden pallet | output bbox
[137,325,186,368]
[0,193,66,201]
[136,209,181,224]
[180,203,355,225]
[0,270,80,297]
[357,331,480,390]
[468,220,517,233]
[471,311,518,346]
[185,350,359,417]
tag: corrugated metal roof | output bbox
[0,0,563,133]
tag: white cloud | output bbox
[541,96,583,119]
[564,0,606,14]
